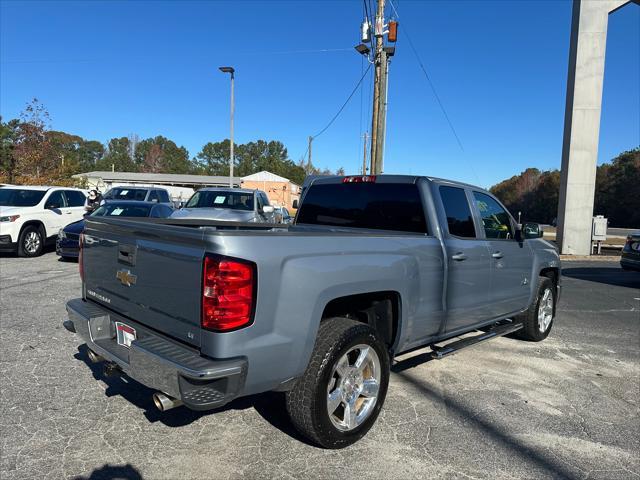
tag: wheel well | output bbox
[321,291,400,349]
[540,267,559,286]
[20,221,46,238]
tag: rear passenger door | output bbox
[64,190,87,223]
[438,185,493,333]
[471,191,533,317]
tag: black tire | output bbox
[515,276,555,342]
[18,225,44,257]
[285,317,390,449]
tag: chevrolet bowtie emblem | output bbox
[116,269,137,287]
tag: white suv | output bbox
[0,186,87,257]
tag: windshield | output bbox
[103,188,148,201]
[91,203,152,217]
[0,188,47,207]
[185,190,254,211]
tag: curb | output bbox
[560,255,620,261]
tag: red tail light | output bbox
[78,233,84,281]
[202,255,255,332]
[342,175,377,183]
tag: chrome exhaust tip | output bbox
[87,349,103,363]
[153,392,183,412]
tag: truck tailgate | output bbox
[82,217,207,347]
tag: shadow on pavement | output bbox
[73,345,314,445]
[71,463,143,480]
[396,370,580,479]
[562,267,640,288]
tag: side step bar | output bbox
[430,322,523,360]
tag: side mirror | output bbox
[262,205,274,214]
[523,222,543,239]
[292,199,299,209]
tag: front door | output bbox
[472,191,533,318]
[42,190,68,237]
[438,185,493,334]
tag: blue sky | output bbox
[1,0,638,187]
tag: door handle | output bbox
[65,211,73,214]
[451,253,467,261]
[492,251,504,259]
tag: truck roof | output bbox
[304,174,487,192]
[196,187,260,194]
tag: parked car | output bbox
[274,206,293,224]
[64,174,560,448]
[0,186,87,257]
[621,232,640,271]
[170,188,277,223]
[57,201,174,260]
[103,186,172,205]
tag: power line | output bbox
[301,62,373,163]
[388,0,465,152]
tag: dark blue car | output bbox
[56,201,174,260]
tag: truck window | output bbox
[157,190,170,203]
[186,191,254,211]
[473,191,514,239]
[439,186,475,238]
[296,182,427,234]
[148,190,159,202]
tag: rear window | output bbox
[104,188,148,201]
[65,190,86,207]
[296,182,427,233]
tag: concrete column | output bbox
[557,0,635,255]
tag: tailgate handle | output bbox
[118,244,137,266]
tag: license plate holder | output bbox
[115,322,136,348]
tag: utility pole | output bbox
[362,132,369,175]
[375,50,389,174]
[369,0,385,175]
[308,136,313,168]
[367,0,396,175]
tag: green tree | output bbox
[594,148,640,227]
[97,137,138,172]
[196,139,307,184]
[195,139,232,176]
[134,136,191,173]
[0,117,20,183]
[490,148,639,227]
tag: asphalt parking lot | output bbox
[1,251,639,480]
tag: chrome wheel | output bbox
[327,344,381,431]
[538,287,554,333]
[24,231,41,254]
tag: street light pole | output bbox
[219,66,235,187]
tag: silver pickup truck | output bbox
[64,175,561,448]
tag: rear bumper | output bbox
[65,298,247,411]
